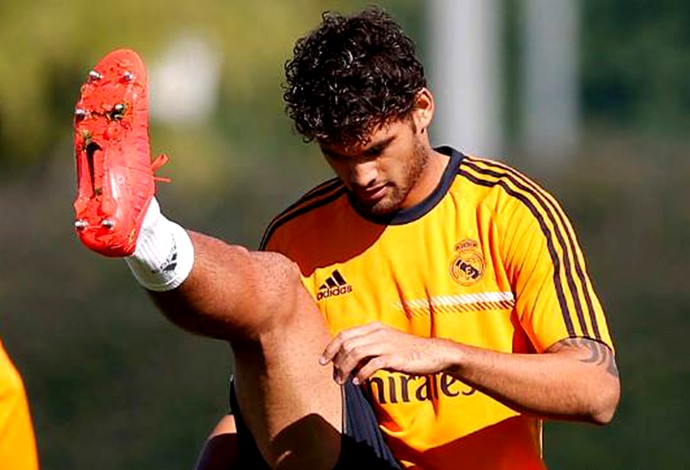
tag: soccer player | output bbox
[73,7,620,470]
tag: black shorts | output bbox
[229,379,401,469]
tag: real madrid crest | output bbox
[450,239,485,285]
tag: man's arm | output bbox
[321,322,620,425]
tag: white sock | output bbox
[125,198,195,292]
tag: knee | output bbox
[251,251,303,294]
[247,251,307,329]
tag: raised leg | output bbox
[72,49,343,470]
[152,232,343,469]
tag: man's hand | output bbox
[319,322,457,384]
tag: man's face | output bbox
[319,118,430,217]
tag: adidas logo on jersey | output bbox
[317,269,353,300]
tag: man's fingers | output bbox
[332,339,389,383]
[319,322,384,365]
[319,332,353,365]
[323,326,452,384]
[354,355,390,384]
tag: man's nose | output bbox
[350,161,378,187]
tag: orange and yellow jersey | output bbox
[261,147,614,470]
[0,339,39,470]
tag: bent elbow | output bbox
[589,379,621,426]
[591,404,616,426]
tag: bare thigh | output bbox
[232,252,343,470]
[152,238,342,470]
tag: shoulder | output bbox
[454,155,566,225]
[456,155,546,200]
[259,177,347,250]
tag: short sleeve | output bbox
[498,182,614,352]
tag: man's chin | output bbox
[353,198,401,217]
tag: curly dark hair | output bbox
[283,7,427,147]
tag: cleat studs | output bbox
[110,103,126,120]
[101,219,114,229]
[74,108,87,120]
[123,71,134,82]
[89,70,102,81]
[74,220,88,230]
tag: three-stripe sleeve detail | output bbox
[259,179,345,250]
[459,158,601,340]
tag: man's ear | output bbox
[412,88,434,134]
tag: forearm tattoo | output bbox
[551,338,619,378]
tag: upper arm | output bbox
[497,178,614,352]
[546,337,619,379]
[546,336,620,424]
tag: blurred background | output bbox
[0,0,688,468]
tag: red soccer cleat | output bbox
[73,49,168,257]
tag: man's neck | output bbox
[400,147,450,210]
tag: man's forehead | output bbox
[319,122,397,155]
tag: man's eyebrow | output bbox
[364,136,395,153]
[320,135,395,160]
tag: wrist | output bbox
[436,338,468,376]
